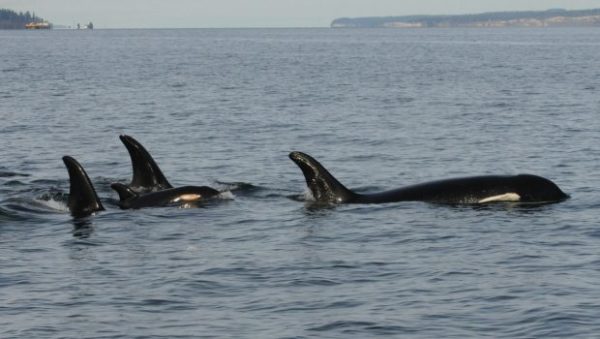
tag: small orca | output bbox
[113,134,222,209]
[62,156,105,217]
[289,151,569,205]
[111,183,220,209]
[119,134,172,192]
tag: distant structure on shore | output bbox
[77,22,94,30]
[331,8,600,28]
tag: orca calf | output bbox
[289,151,568,205]
[112,135,222,209]
[118,134,173,192]
[111,183,220,209]
[62,156,105,217]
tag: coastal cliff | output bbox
[331,8,600,28]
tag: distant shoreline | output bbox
[331,8,600,28]
[0,8,46,29]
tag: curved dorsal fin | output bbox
[110,182,139,202]
[119,135,172,191]
[289,151,356,203]
[62,156,105,218]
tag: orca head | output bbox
[515,174,569,202]
[62,156,105,218]
[289,151,355,204]
[119,134,172,191]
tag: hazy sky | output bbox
[2,0,600,28]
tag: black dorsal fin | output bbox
[119,135,172,191]
[62,156,105,218]
[289,151,357,203]
[110,183,139,202]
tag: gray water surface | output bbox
[1,28,600,338]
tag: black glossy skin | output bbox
[114,135,221,209]
[350,174,568,204]
[119,134,172,192]
[63,156,105,217]
[289,151,569,205]
[111,183,220,209]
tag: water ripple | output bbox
[1,27,600,338]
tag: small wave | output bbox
[2,180,27,187]
[2,192,69,216]
[273,300,362,313]
[218,191,235,200]
[308,320,376,332]
[170,82,186,88]
[31,179,65,186]
[216,181,293,201]
[308,320,416,335]
[0,171,30,178]
[215,181,261,192]
[287,278,341,287]
[33,196,69,213]
[286,193,306,202]
[0,205,26,222]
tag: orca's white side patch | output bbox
[478,193,521,203]
[172,194,202,203]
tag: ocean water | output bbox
[1,28,600,338]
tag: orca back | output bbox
[288,152,568,205]
[110,184,220,209]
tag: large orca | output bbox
[289,151,568,205]
[111,183,220,209]
[62,156,105,217]
[119,134,172,192]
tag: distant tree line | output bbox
[332,8,600,28]
[0,8,45,29]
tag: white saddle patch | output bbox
[172,194,202,203]
[478,193,521,203]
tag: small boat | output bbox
[25,22,52,29]
[77,22,94,30]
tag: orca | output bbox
[62,156,105,217]
[119,134,172,192]
[289,151,568,205]
[111,183,220,209]
[113,134,223,209]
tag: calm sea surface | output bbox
[1,28,600,338]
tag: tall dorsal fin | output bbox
[289,151,356,203]
[110,183,139,202]
[62,156,105,218]
[119,135,172,191]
